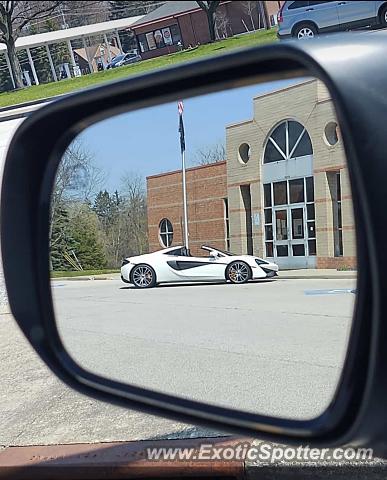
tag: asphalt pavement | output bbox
[1,277,355,447]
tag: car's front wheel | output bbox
[293,23,317,39]
[226,261,251,284]
[131,264,157,288]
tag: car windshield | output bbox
[203,246,234,256]
[0,0,367,468]
[112,54,125,63]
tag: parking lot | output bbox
[1,277,355,446]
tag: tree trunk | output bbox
[259,1,271,30]
[6,39,23,89]
[207,10,216,41]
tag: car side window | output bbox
[309,1,332,5]
[288,1,309,10]
[165,248,184,256]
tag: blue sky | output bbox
[77,78,301,192]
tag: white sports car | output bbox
[121,245,279,288]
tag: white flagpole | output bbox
[178,101,189,251]
[181,148,189,250]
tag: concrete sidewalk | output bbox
[278,269,356,280]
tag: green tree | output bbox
[93,190,118,232]
[70,205,107,270]
[50,204,77,270]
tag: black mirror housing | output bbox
[2,32,387,453]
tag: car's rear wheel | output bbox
[380,5,387,26]
[293,23,317,39]
[131,264,157,288]
[226,261,251,284]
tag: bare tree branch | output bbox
[193,142,226,165]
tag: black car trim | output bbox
[167,260,228,271]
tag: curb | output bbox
[52,276,117,281]
[0,304,10,315]
[278,274,356,280]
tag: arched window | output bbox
[159,218,173,247]
[264,120,312,164]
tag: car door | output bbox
[165,253,227,281]
[336,1,377,29]
[305,1,341,31]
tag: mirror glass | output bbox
[51,75,356,420]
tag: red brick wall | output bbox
[265,0,284,19]
[132,1,266,60]
[147,162,227,256]
[316,257,357,270]
[187,10,211,45]
[177,15,197,47]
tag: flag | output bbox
[178,100,185,153]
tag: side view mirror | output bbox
[2,33,387,455]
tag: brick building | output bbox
[147,79,356,269]
[147,161,227,255]
[131,1,282,60]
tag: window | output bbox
[137,34,149,52]
[273,181,287,205]
[238,143,250,164]
[264,120,312,164]
[223,198,230,250]
[324,121,339,146]
[264,183,272,207]
[289,179,304,204]
[164,247,184,256]
[240,185,253,255]
[327,171,343,256]
[306,177,314,202]
[336,172,343,256]
[305,177,316,256]
[159,218,173,247]
[137,25,182,53]
[288,1,309,10]
[170,24,182,44]
[146,32,156,50]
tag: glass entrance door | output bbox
[290,207,306,257]
[274,209,289,257]
[264,177,316,268]
[272,206,308,264]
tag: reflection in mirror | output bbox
[51,76,356,420]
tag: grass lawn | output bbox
[51,269,119,278]
[0,29,277,108]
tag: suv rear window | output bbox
[288,1,309,9]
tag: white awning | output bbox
[0,16,144,52]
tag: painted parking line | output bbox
[305,288,356,296]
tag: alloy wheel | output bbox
[297,27,315,39]
[228,262,250,284]
[132,265,154,288]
